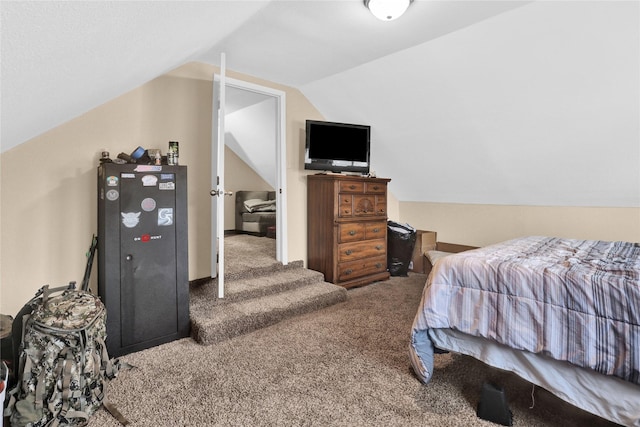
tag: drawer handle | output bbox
[372,228,380,233]
[372,185,379,190]
[345,249,353,255]
[349,185,356,189]
[375,263,382,269]
[375,245,383,250]
[344,269,353,275]
[349,230,356,236]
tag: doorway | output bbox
[211,76,288,298]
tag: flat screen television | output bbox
[304,120,370,174]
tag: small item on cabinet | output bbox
[99,150,112,164]
[169,141,179,156]
[130,146,146,162]
[168,141,179,165]
[117,152,134,163]
[131,146,151,165]
[147,149,162,166]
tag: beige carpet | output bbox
[92,272,620,427]
[220,234,295,281]
[190,234,347,345]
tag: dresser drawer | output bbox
[339,180,365,193]
[338,223,365,243]
[339,194,353,217]
[365,182,386,194]
[338,239,386,263]
[337,255,387,282]
[375,195,387,216]
[365,221,386,240]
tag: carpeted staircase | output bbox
[189,235,348,345]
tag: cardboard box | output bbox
[409,230,437,273]
[422,241,480,276]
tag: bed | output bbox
[409,236,640,426]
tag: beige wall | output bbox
[0,71,204,315]
[401,202,640,248]
[0,62,332,315]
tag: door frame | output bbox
[212,76,288,290]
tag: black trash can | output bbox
[387,221,417,276]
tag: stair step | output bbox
[191,281,347,345]
[219,267,326,304]
[225,259,304,282]
[190,266,326,307]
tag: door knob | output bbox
[210,189,234,197]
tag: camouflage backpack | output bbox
[7,284,121,427]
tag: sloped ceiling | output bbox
[2,1,638,207]
[301,1,640,207]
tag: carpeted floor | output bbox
[189,234,346,345]
[221,233,287,281]
[92,272,621,427]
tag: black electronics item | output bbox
[97,163,189,357]
[304,119,371,174]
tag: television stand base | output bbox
[314,171,368,177]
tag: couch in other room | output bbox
[235,190,277,235]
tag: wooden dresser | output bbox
[307,174,391,288]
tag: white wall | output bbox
[226,96,278,189]
[301,1,640,208]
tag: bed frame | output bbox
[429,329,640,426]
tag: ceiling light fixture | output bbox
[364,0,413,21]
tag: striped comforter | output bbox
[410,236,640,385]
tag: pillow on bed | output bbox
[243,199,276,213]
[426,250,452,266]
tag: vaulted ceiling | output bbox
[2,1,638,207]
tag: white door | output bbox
[211,54,230,299]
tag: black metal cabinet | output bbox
[97,163,189,357]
